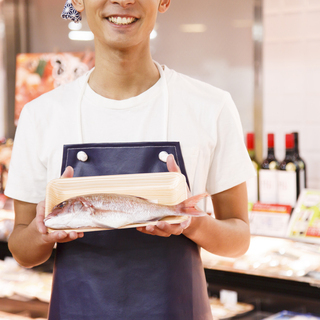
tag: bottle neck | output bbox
[285,148,295,160]
[267,147,276,158]
[293,133,300,155]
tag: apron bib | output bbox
[48,63,212,320]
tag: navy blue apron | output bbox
[48,141,212,320]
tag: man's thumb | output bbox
[61,166,74,178]
[166,154,181,173]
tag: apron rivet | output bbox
[159,151,169,163]
[77,151,88,162]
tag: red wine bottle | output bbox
[278,133,300,207]
[292,132,307,192]
[259,133,279,204]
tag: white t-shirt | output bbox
[5,64,255,206]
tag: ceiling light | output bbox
[68,31,94,41]
[68,21,83,31]
[180,24,207,33]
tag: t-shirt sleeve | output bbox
[206,93,256,195]
[4,106,47,204]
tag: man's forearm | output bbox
[8,219,55,268]
[183,215,250,258]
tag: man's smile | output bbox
[107,16,138,25]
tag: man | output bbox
[6,1,254,319]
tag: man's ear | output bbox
[158,0,171,13]
[71,0,85,13]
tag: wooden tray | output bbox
[45,172,189,232]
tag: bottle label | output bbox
[250,203,291,237]
[278,170,297,207]
[259,169,278,204]
[247,167,258,203]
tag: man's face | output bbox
[83,0,170,51]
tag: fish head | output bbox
[44,197,93,229]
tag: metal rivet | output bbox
[77,151,88,162]
[159,151,169,163]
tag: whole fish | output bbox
[44,193,209,229]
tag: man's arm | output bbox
[8,167,84,268]
[9,200,54,268]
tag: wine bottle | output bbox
[293,132,307,192]
[259,133,280,204]
[246,133,259,203]
[278,133,300,207]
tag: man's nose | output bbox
[110,0,136,7]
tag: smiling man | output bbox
[5,0,255,319]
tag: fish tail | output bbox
[175,193,210,216]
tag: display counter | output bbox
[202,236,320,316]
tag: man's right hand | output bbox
[35,200,84,244]
[35,166,84,243]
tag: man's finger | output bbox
[36,201,47,234]
[167,154,192,197]
[166,154,181,173]
[156,221,183,236]
[42,230,84,243]
[61,166,74,179]
[180,217,191,230]
[45,231,68,243]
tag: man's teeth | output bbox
[108,17,136,25]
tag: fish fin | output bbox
[79,197,95,210]
[133,196,158,204]
[146,199,158,204]
[133,217,159,224]
[91,220,116,229]
[175,193,210,216]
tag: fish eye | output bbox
[55,201,67,209]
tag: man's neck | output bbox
[88,45,160,101]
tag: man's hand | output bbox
[36,166,84,243]
[136,154,191,237]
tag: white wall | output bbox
[263,0,320,189]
